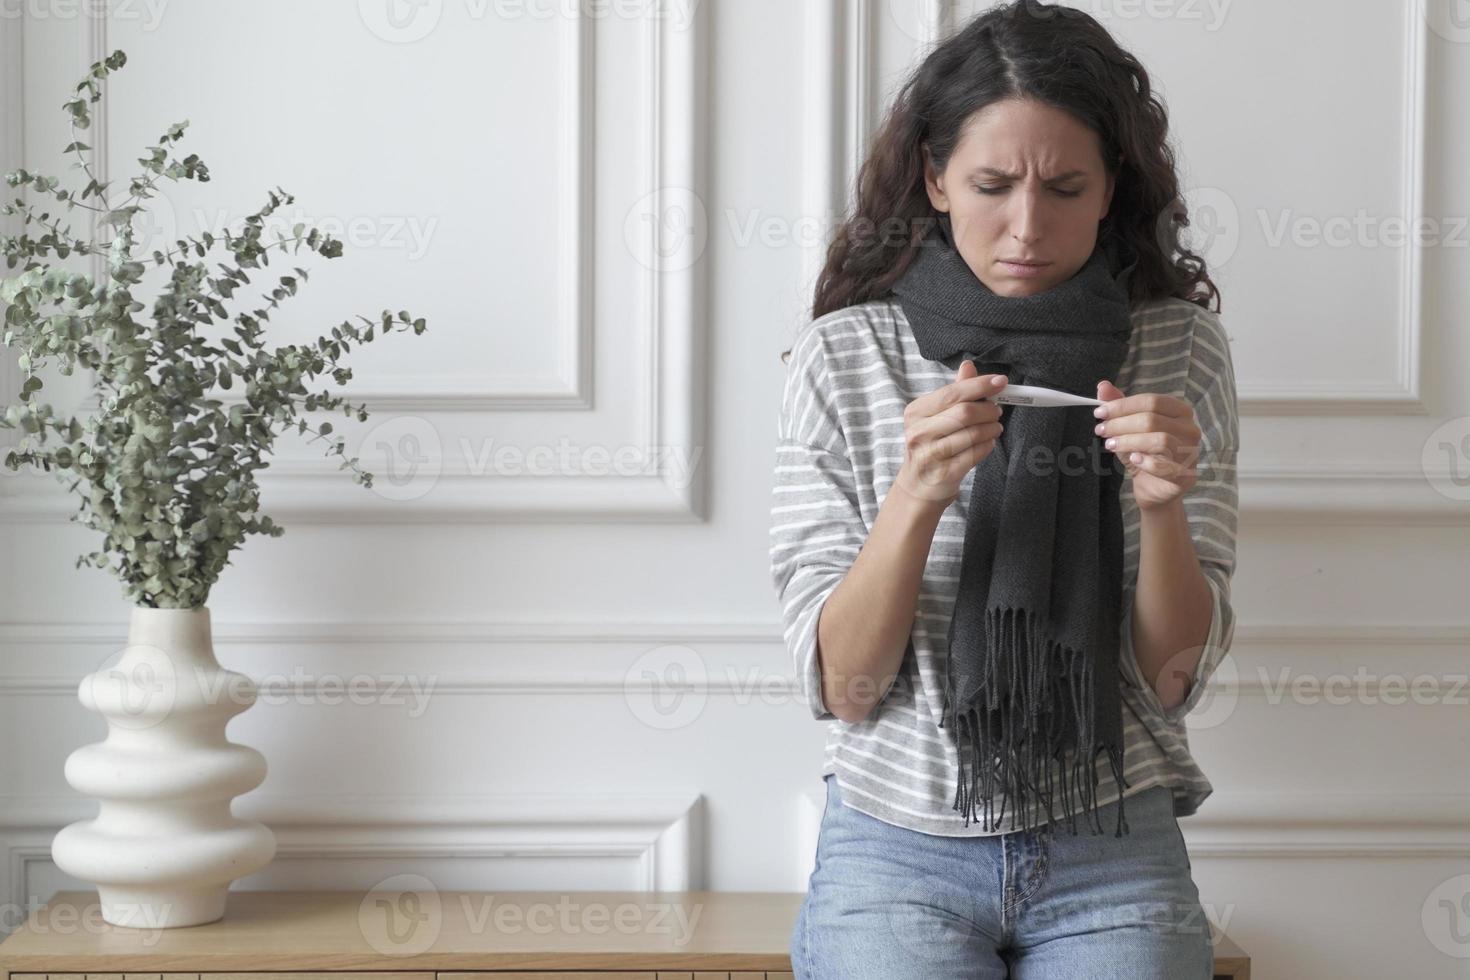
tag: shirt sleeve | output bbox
[1118,305,1240,723]
[769,319,867,723]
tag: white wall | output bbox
[2,1,1469,976]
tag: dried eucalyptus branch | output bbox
[0,49,429,609]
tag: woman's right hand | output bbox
[894,360,1008,508]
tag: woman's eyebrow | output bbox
[968,167,1087,183]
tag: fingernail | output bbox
[1093,405,1107,418]
[994,374,1007,384]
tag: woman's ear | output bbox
[921,144,949,213]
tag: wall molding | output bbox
[798,0,873,314]
[1,5,711,521]
[80,11,593,412]
[0,791,703,925]
[0,618,785,646]
[13,456,1462,523]
[795,786,824,891]
[0,4,22,418]
[791,786,1470,887]
[1,619,1467,699]
[1177,790,1470,858]
[1239,460,1468,525]
[1234,0,1429,415]
[0,462,709,522]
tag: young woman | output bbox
[770,2,1239,977]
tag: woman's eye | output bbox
[972,185,1082,198]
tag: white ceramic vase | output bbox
[50,605,276,928]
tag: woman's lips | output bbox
[999,260,1051,278]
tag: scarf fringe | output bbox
[946,606,1132,837]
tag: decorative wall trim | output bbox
[1177,789,1470,858]
[1,619,1467,698]
[0,6,22,417]
[0,462,708,522]
[797,0,840,312]
[1240,461,1466,525]
[0,791,703,923]
[792,788,1470,873]
[3,457,1462,523]
[79,12,593,411]
[638,0,711,520]
[1236,0,1428,415]
[16,6,711,521]
[847,0,875,198]
[795,786,824,891]
[2,840,53,936]
[798,0,873,314]
[0,618,786,646]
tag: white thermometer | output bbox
[983,382,1103,408]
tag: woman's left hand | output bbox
[1093,379,1201,511]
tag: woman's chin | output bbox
[985,277,1051,298]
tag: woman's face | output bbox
[922,97,1116,298]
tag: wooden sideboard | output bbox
[0,889,1249,978]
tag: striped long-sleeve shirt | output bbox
[769,295,1239,836]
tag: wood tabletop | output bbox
[0,890,800,974]
[0,889,1249,977]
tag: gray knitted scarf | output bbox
[891,218,1140,838]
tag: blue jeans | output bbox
[792,774,1213,979]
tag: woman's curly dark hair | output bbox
[783,0,1219,363]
